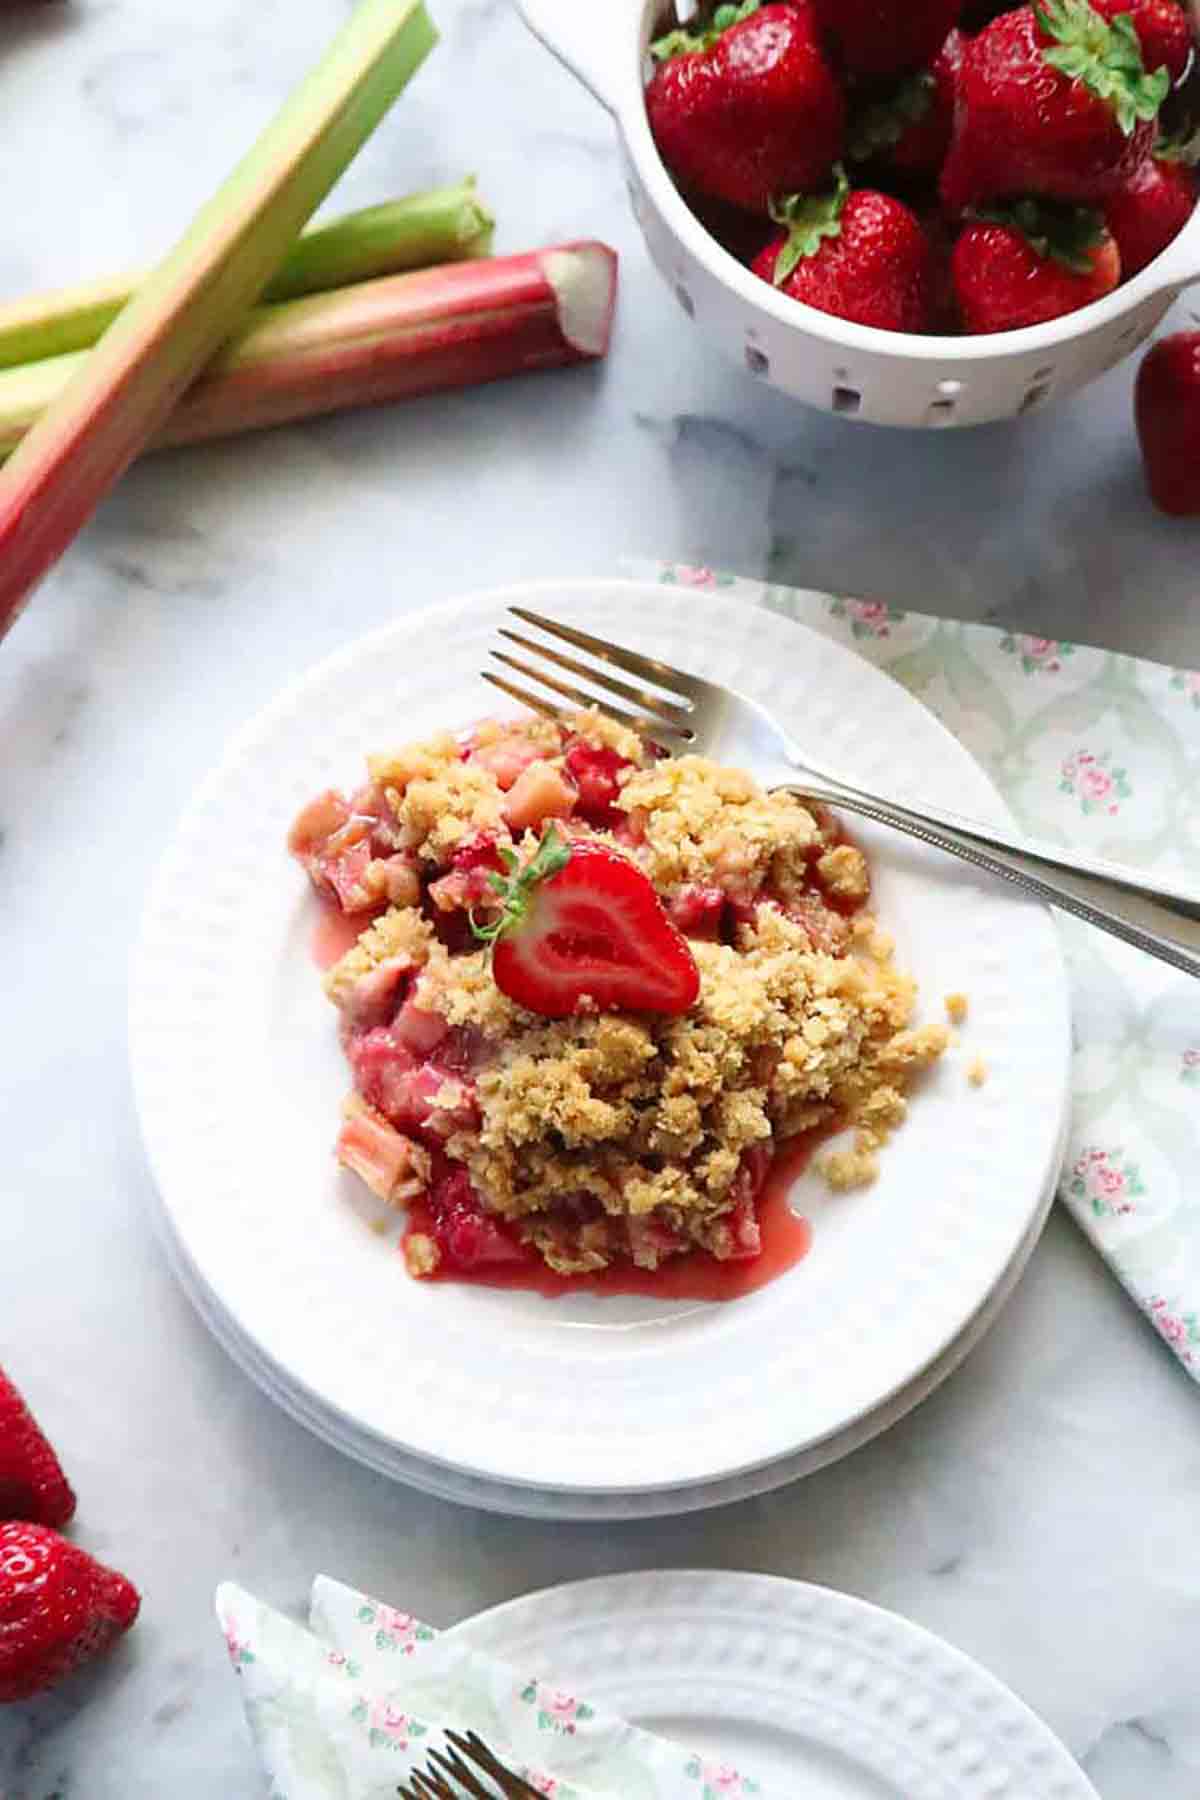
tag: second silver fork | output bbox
[484,606,1200,981]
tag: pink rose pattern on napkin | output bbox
[633,560,1200,1385]
[306,1575,775,1798]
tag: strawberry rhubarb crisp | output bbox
[289,710,948,1285]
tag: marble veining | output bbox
[4,0,1200,1793]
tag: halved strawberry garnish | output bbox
[473,827,701,1019]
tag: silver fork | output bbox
[483,607,1200,980]
[396,1727,544,1798]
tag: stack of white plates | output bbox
[131,582,1071,1520]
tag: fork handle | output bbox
[778,778,1200,979]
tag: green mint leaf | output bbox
[470,824,573,947]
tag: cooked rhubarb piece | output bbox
[336,1096,430,1205]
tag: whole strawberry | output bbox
[0,1368,75,1529]
[940,2,1170,211]
[952,198,1121,331]
[645,0,844,214]
[1136,333,1200,514]
[0,1522,139,1702]
[1090,0,1193,82]
[751,167,934,332]
[810,0,963,82]
[1104,150,1196,274]
[847,30,964,180]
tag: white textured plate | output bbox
[131,580,1070,1495]
[450,1571,1099,1799]
[146,1121,1062,1518]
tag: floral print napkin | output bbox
[631,559,1200,1379]
[216,1577,764,1798]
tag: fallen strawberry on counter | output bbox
[0,1523,140,1703]
[1,1366,140,1703]
[1136,332,1200,515]
[0,1367,75,1529]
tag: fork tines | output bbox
[483,606,698,747]
[396,1727,543,1798]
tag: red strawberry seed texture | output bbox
[484,833,700,1019]
[1090,0,1193,81]
[752,171,934,333]
[0,1369,75,1530]
[811,0,963,83]
[952,208,1120,332]
[645,1,844,214]
[1103,153,1196,276]
[940,4,1166,212]
[0,1522,140,1703]
[1136,333,1200,515]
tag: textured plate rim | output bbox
[448,1569,1100,1799]
[130,578,1072,1493]
[144,1132,1063,1519]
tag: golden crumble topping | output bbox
[299,710,949,1281]
[945,991,969,1024]
[619,756,820,899]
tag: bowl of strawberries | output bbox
[518,0,1200,425]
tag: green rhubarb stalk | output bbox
[0,243,619,459]
[0,0,437,643]
[0,181,493,372]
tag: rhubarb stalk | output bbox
[0,245,619,458]
[0,182,493,371]
[0,0,437,644]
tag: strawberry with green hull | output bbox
[751,167,934,334]
[952,198,1121,332]
[1089,0,1193,83]
[810,0,963,83]
[1136,332,1200,514]
[847,31,964,180]
[474,827,701,1019]
[0,1523,139,1703]
[940,1,1170,212]
[645,0,844,214]
[1103,148,1196,274]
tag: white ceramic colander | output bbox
[517,0,1200,426]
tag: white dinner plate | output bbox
[146,1130,1061,1518]
[450,1571,1100,1799]
[130,580,1071,1496]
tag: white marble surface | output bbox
[3,0,1200,1793]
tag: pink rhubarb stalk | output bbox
[0,0,437,645]
[0,245,618,458]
